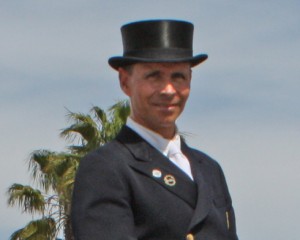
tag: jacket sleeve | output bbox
[214,161,239,240]
[71,150,136,240]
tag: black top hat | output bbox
[108,19,208,70]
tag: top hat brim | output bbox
[108,53,208,70]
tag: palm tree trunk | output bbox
[64,215,74,240]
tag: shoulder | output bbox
[73,139,135,194]
[86,140,126,160]
[184,143,228,181]
[184,142,222,169]
[185,144,232,196]
[77,140,130,175]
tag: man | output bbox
[72,20,238,240]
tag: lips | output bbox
[153,103,178,107]
[152,103,180,112]
[152,101,180,106]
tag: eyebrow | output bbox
[171,72,188,79]
[144,70,161,78]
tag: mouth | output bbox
[153,103,180,111]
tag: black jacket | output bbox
[71,126,238,240]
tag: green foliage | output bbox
[7,184,45,214]
[61,100,130,154]
[7,100,130,240]
[10,218,56,240]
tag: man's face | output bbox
[119,62,192,138]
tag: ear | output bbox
[118,67,131,96]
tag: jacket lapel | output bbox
[116,126,198,208]
[181,141,213,230]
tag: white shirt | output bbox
[126,118,193,180]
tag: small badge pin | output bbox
[152,169,162,178]
[164,174,176,186]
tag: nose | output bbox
[160,81,176,95]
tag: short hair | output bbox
[121,64,134,74]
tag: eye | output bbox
[171,72,188,83]
[144,71,163,88]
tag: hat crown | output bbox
[108,19,208,70]
[121,20,194,57]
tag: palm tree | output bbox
[7,100,130,240]
[61,100,130,155]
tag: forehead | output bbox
[132,62,191,72]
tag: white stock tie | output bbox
[167,141,193,180]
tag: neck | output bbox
[155,127,176,139]
[129,117,176,139]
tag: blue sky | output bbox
[1,0,299,239]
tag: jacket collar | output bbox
[116,126,197,208]
[116,126,212,225]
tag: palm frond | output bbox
[61,111,99,144]
[10,217,56,240]
[28,150,79,193]
[91,106,108,125]
[108,99,130,124]
[7,184,45,214]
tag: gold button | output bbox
[186,233,194,240]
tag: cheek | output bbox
[131,88,147,106]
[134,84,153,99]
[180,87,191,100]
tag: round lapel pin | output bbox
[164,174,176,186]
[152,169,162,178]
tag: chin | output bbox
[158,119,177,127]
